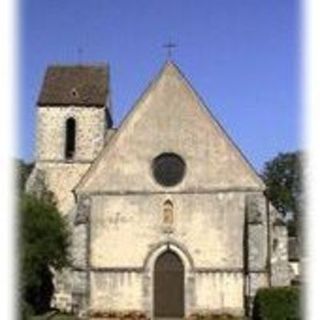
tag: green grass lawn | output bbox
[51,315,75,320]
[32,312,76,320]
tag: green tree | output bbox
[262,151,303,237]
[16,159,70,315]
[20,194,70,313]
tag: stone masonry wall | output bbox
[89,193,246,269]
[72,195,91,317]
[245,194,269,314]
[27,105,108,315]
[193,272,244,316]
[86,192,248,316]
[30,162,91,215]
[29,105,108,214]
[269,205,290,286]
[36,106,106,162]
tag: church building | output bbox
[27,61,290,319]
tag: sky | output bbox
[19,0,300,171]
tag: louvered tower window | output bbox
[65,117,76,160]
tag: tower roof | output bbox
[37,64,109,107]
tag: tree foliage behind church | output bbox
[262,151,303,236]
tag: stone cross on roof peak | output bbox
[163,42,177,60]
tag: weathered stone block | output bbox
[246,194,266,225]
[75,195,91,225]
[73,270,87,294]
[72,224,88,268]
[248,226,267,270]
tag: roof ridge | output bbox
[46,62,108,68]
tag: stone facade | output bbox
[26,65,112,314]
[27,104,109,214]
[36,107,107,162]
[28,61,290,319]
[269,206,291,287]
[87,192,248,316]
[244,194,269,313]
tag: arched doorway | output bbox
[154,250,184,317]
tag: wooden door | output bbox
[154,251,184,317]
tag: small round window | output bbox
[152,153,186,187]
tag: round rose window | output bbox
[152,153,186,187]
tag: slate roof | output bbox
[288,237,300,262]
[38,64,109,107]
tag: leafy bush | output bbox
[20,193,70,314]
[252,287,300,320]
[21,300,34,320]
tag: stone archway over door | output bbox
[154,250,184,317]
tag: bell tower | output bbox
[28,64,113,215]
[36,64,112,162]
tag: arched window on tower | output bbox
[65,117,76,160]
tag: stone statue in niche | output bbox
[162,200,174,233]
